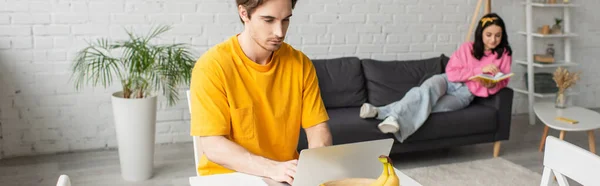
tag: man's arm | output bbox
[201,136,297,184]
[200,136,274,176]
[304,122,333,149]
[300,55,332,149]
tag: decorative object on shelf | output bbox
[563,0,570,3]
[525,72,558,93]
[552,18,563,34]
[539,25,551,35]
[547,0,557,4]
[552,67,580,108]
[546,43,555,56]
[534,54,555,63]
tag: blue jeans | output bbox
[376,74,474,142]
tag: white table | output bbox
[189,167,422,186]
[534,102,599,154]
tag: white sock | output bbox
[378,116,400,133]
[359,103,378,118]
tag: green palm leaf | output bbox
[70,25,196,106]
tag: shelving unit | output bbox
[513,86,579,98]
[514,59,577,68]
[517,31,578,38]
[521,2,580,7]
[514,0,578,125]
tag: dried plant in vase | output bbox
[552,67,580,108]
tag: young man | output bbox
[189,0,332,184]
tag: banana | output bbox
[383,156,400,186]
[368,155,390,186]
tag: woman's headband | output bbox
[481,17,498,27]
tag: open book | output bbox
[468,72,514,83]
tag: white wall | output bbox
[0,0,597,158]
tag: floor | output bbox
[0,113,597,186]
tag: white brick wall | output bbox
[0,0,598,158]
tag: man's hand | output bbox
[266,160,298,185]
[305,122,333,149]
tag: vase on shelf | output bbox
[546,43,555,57]
[539,25,551,35]
[555,92,567,109]
[551,18,563,34]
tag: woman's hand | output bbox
[476,79,496,88]
[482,64,500,75]
[484,81,496,88]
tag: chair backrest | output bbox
[56,175,71,186]
[187,90,204,176]
[540,135,600,186]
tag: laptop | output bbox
[278,138,395,186]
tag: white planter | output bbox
[111,91,157,181]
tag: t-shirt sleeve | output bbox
[190,56,231,137]
[300,54,330,129]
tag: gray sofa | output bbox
[297,54,513,157]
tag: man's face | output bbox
[240,0,292,52]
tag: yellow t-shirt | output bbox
[189,35,329,175]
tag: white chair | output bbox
[56,174,71,186]
[187,90,204,176]
[540,135,600,186]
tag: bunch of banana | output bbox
[369,155,400,186]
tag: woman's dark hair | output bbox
[472,13,512,60]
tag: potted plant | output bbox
[70,25,195,181]
[551,18,563,34]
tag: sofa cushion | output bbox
[312,57,366,108]
[440,54,450,73]
[297,104,499,151]
[405,104,498,142]
[361,55,445,106]
[418,72,436,86]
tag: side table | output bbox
[534,102,599,154]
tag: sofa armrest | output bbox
[472,88,514,141]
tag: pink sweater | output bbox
[446,42,512,97]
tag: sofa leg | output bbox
[493,141,501,157]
